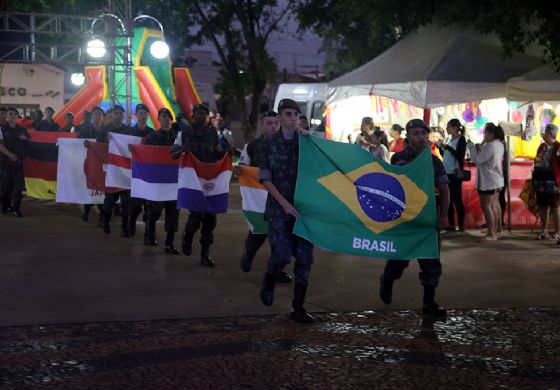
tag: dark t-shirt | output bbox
[0,124,30,166]
[35,120,60,132]
[391,145,449,188]
[145,129,177,146]
[131,124,154,138]
[179,125,222,163]
[259,130,299,219]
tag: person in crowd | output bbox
[215,114,235,152]
[96,105,132,236]
[17,115,33,130]
[532,124,560,240]
[0,107,31,217]
[36,106,60,132]
[32,109,43,130]
[172,104,228,267]
[389,124,405,153]
[258,98,315,323]
[466,123,505,241]
[369,129,390,163]
[429,127,445,159]
[299,115,310,131]
[348,117,374,147]
[144,108,180,254]
[60,112,75,132]
[496,125,508,229]
[79,107,104,224]
[442,119,467,232]
[239,110,292,283]
[75,111,92,136]
[128,104,155,237]
[0,106,7,128]
[379,119,450,318]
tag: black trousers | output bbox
[447,174,465,228]
[147,200,179,233]
[244,232,268,259]
[1,164,24,211]
[103,190,130,221]
[184,211,217,247]
[129,197,145,220]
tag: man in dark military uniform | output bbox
[379,119,450,317]
[60,112,75,132]
[258,98,315,323]
[239,111,292,284]
[172,104,227,267]
[35,106,60,132]
[144,108,180,254]
[128,104,155,236]
[96,105,133,236]
[79,107,104,223]
[0,107,30,217]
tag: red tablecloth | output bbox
[461,161,537,228]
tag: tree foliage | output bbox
[2,0,291,141]
[296,0,560,78]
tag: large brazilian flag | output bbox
[294,135,438,260]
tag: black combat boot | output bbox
[82,205,91,222]
[144,221,157,246]
[128,213,138,236]
[102,211,112,234]
[379,274,394,304]
[120,214,130,237]
[200,245,215,267]
[164,231,179,254]
[276,271,293,283]
[260,273,276,306]
[422,285,447,317]
[290,283,314,323]
[181,230,194,256]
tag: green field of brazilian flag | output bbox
[294,135,439,260]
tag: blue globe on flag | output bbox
[355,173,406,222]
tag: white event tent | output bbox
[506,64,560,102]
[328,24,544,108]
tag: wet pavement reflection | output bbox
[1,308,559,389]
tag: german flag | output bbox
[23,141,58,199]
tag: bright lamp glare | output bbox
[71,73,85,86]
[87,39,106,58]
[150,40,169,59]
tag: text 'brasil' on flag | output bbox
[294,136,438,260]
[238,165,268,234]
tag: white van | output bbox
[273,83,327,129]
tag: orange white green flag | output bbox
[238,165,268,234]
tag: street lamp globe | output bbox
[71,73,85,86]
[150,40,169,59]
[87,39,106,58]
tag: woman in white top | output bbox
[467,123,505,241]
[369,130,390,163]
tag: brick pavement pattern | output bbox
[1,308,559,389]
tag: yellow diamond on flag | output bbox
[317,161,429,234]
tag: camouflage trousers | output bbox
[267,217,314,285]
[146,200,179,233]
[184,211,217,247]
[1,164,24,211]
[382,232,442,287]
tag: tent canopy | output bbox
[328,24,543,108]
[506,64,560,102]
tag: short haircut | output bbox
[135,103,149,113]
[545,124,559,138]
[45,106,54,113]
[7,107,19,114]
[0,106,7,112]
[112,105,125,113]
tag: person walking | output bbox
[144,108,180,254]
[258,98,315,323]
[172,104,228,267]
[379,119,450,318]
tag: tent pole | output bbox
[423,108,431,125]
[507,135,512,232]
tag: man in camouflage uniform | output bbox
[128,104,155,237]
[0,107,30,217]
[239,111,292,283]
[96,105,133,236]
[379,119,450,317]
[144,108,180,254]
[259,99,314,323]
[172,104,228,267]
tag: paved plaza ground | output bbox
[1,187,559,388]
